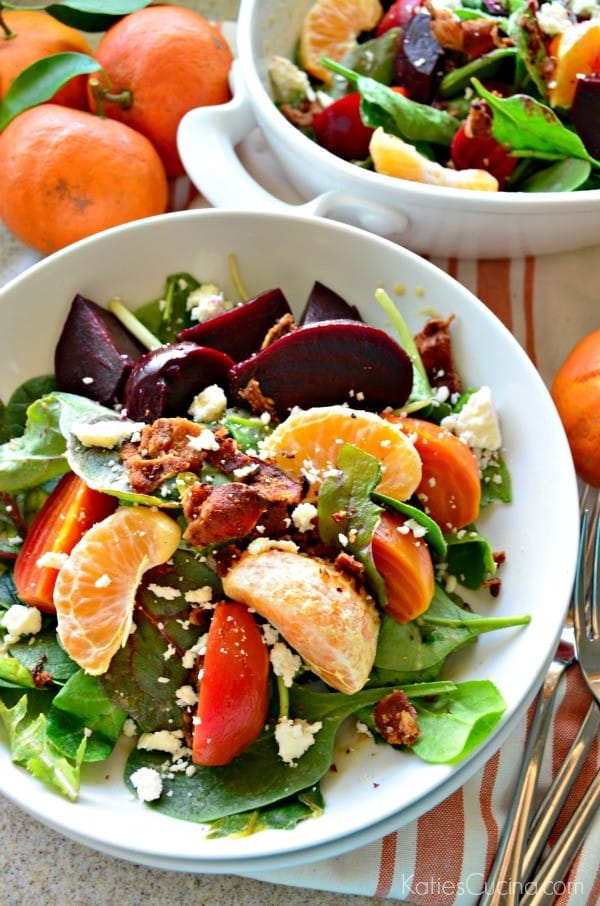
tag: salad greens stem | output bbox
[276,674,290,719]
[420,614,531,630]
[374,288,432,392]
[228,254,249,302]
[107,297,162,350]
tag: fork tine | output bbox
[592,509,600,639]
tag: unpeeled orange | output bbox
[260,404,422,502]
[87,5,233,178]
[0,9,94,109]
[54,506,181,675]
[551,329,600,487]
[0,104,168,254]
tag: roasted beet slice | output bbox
[229,320,413,418]
[123,341,234,422]
[572,77,600,160]
[177,288,292,361]
[394,13,444,104]
[55,294,146,405]
[299,281,363,324]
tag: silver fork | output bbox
[478,504,585,906]
[518,494,600,906]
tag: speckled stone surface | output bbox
[0,5,398,904]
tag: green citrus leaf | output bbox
[47,0,154,32]
[0,52,101,132]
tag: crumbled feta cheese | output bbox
[182,633,208,670]
[137,729,189,759]
[122,718,138,737]
[262,623,280,646]
[441,386,502,451]
[291,502,318,533]
[537,1,572,34]
[268,55,315,105]
[186,428,220,452]
[184,586,213,605]
[1,604,42,645]
[70,419,146,449]
[147,583,180,600]
[176,684,198,708]
[130,766,163,802]
[36,551,69,570]
[187,283,235,322]
[188,384,227,424]
[270,641,302,687]
[274,717,322,766]
[246,538,299,555]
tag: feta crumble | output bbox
[274,717,323,766]
[188,384,227,424]
[1,604,42,645]
[70,419,146,449]
[130,766,163,802]
[291,502,318,532]
[270,641,302,688]
[441,386,502,451]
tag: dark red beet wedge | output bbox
[54,294,146,405]
[572,77,600,160]
[177,288,292,361]
[299,281,363,324]
[123,341,234,422]
[229,320,413,418]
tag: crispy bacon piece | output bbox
[261,313,296,349]
[183,482,266,547]
[414,315,461,394]
[236,378,279,420]
[374,689,420,746]
[247,461,303,506]
[279,99,323,129]
[122,417,211,494]
[427,0,507,59]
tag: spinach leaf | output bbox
[317,444,386,605]
[474,79,600,167]
[412,680,505,763]
[373,492,447,557]
[0,654,36,689]
[222,409,272,452]
[374,287,432,411]
[4,376,57,439]
[480,450,512,506]
[100,550,221,731]
[47,670,126,762]
[323,58,460,147]
[444,526,496,590]
[519,158,592,192]
[207,785,324,837]
[439,47,518,99]
[134,272,201,344]
[47,0,152,32]
[372,584,529,684]
[331,28,402,97]
[0,396,69,492]
[0,694,85,800]
[7,625,79,684]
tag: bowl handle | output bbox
[177,63,410,238]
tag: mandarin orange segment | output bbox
[260,404,422,503]
[548,20,600,109]
[370,128,499,191]
[299,0,383,84]
[222,546,380,694]
[54,507,181,675]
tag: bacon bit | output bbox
[125,453,190,494]
[483,576,502,598]
[427,0,507,59]
[374,689,420,746]
[247,461,303,506]
[279,98,323,129]
[414,315,461,394]
[335,551,365,578]
[464,98,495,140]
[189,607,210,627]
[261,313,296,349]
[122,417,210,494]
[32,655,53,687]
[493,550,506,569]
[183,482,266,548]
[237,378,279,421]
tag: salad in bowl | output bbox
[0,211,579,870]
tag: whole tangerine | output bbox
[551,328,600,487]
[0,9,94,109]
[87,5,233,179]
[0,104,168,255]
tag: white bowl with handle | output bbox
[177,0,600,260]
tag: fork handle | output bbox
[478,665,567,906]
[518,766,600,906]
[521,701,600,880]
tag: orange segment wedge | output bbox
[548,19,600,109]
[54,507,181,675]
[259,404,422,502]
[299,0,383,84]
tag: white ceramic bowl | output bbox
[0,209,579,872]
[177,0,600,260]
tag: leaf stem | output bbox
[321,56,358,85]
[420,613,531,630]
[276,675,289,719]
[228,253,249,302]
[107,297,163,351]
